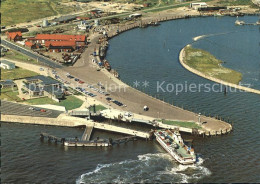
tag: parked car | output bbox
[40,109,46,112]
[106,97,112,101]
[34,108,41,111]
[74,78,79,82]
[78,80,84,84]
[113,100,123,106]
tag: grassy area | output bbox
[25,95,84,110]
[143,3,190,13]
[160,119,202,129]
[184,46,242,84]
[1,0,76,26]
[217,0,256,6]
[1,67,38,80]
[0,87,20,101]
[89,104,107,112]
[58,95,84,110]
[3,49,39,65]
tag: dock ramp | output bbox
[81,126,94,141]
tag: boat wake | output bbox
[76,153,211,183]
[192,31,236,41]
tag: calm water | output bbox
[2,16,260,183]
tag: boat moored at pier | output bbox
[154,129,196,165]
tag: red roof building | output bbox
[6,31,23,42]
[45,41,76,48]
[35,34,86,42]
[26,34,86,52]
[45,41,76,52]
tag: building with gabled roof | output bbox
[45,41,76,52]
[6,31,23,42]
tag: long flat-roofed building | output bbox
[28,34,86,47]
[190,2,208,10]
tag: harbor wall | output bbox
[1,114,150,138]
[1,114,93,127]
[179,46,260,95]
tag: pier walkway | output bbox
[81,126,93,141]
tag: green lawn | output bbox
[25,95,83,110]
[160,119,202,129]
[89,104,107,112]
[4,50,39,65]
[217,0,256,6]
[1,67,38,80]
[0,87,20,101]
[1,0,76,26]
[184,46,242,84]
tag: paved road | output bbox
[0,100,63,118]
[1,40,62,69]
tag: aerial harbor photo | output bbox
[1,0,260,183]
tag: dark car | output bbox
[113,100,123,106]
[106,97,112,101]
[74,78,79,82]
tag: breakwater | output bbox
[179,46,260,95]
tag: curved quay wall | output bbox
[179,46,260,95]
[98,15,235,136]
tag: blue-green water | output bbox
[2,16,260,183]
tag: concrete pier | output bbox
[1,114,150,138]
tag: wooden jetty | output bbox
[40,132,65,143]
[40,126,141,147]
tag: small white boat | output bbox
[235,20,245,25]
[214,13,224,17]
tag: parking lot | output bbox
[0,100,63,118]
[52,70,126,108]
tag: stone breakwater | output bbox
[179,46,260,95]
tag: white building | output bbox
[190,2,208,10]
[129,13,142,18]
[0,60,16,70]
[78,21,88,30]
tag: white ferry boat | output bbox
[154,129,196,165]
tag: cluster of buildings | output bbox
[25,34,87,52]
[5,30,87,53]
[22,75,64,101]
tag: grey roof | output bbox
[53,15,77,22]
[1,60,15,66]
[25,75,64,98]
[25,75,60,85]
[0,80,15,86]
